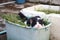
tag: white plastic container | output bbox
[6,5,52,40]
[6,21,51,40]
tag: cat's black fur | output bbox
[18,12,28,22]
[26,16,44,27]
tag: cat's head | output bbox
[26,16,44,28]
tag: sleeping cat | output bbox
[18,12,44,28]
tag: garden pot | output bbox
[6,21,51,40]
[48,14,60,40]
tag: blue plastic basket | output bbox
[0,30,6,35]
[16,0,25,4]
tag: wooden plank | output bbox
[0,1,15,6]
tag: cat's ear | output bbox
[18,12,26,19]
[18,12,24,16]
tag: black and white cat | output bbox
[18,12,44,28]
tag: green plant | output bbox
[1,13,27,27]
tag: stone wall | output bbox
[51,0,60,5]
[28,0,60,5]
